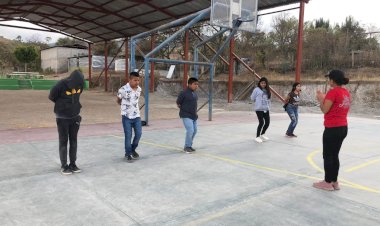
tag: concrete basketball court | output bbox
[0,112,379,226]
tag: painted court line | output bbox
[307,150,380,193]
[345,158,380,172]
[111,135,380,194]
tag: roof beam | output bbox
[0,16,92,43]
[1,4,124,41]
[74,0,151,30]
[37,1,126,38]
[73,2,140,29]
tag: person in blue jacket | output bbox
[250,77,271,143]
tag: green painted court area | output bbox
[0,79,89,90]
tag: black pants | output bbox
[56,116,81,167]
[323,126,348,182]
[256,111,270,137]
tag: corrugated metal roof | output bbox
[0,0,303,43]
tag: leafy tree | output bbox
[14,45,38,72]
[339,16,367,51]
[15,35,22,42]
[45,36,52,44]
[268,13,298,72]
[314,18,331,30]
[56,37,87,46]
[92,40,119,56]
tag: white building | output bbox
[41,45,88,73]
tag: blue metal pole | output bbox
[209,64,214,121]
[210,29,238,63]
[145,8,211,59]
[193,27,228,78]
[210,20,243,63]
[194,48,199,78]
[195,27,229,48]
[132,8,210,41]
[149,58,212,66]
[144,58,150,124]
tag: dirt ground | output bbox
[0,88,251,130]
[0,88,379,130]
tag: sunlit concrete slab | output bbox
[0,113,379,226]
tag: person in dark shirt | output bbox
[176,77,199,153]
[284,82,301,137]
[49,70,84,175]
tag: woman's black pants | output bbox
[323,126,348,183]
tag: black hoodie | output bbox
[49,70,84,118]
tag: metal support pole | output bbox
[145,8,210,59]
[144,58,150,124]
[194,48,199,78]
[132,8,210,41]
[149,58,212,66]
[125,37,129,83]
[93,41,125,87]
[104,41,108,92]
[130,39,136,72]
[209,64,214,121]
[88,43,92,89]
[295,0,306,82]
[139,8,210,125]
[190,29,230,66]
[150,34,155,93]
[183,30,189,89]
[196,27,229,48]
[228,37,235,103]
[193,28,229,79]
[210,27,239,63]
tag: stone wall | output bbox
[157,79,380,110]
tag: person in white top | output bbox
[250,77,271,143]
[117,72,142,162]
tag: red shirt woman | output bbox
[313,70,351,191]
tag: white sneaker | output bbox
[260,135,269,141]
[255,137,263,143]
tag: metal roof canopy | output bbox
[0,0,303,43]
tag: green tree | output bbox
[314,18,331,30]
[15,35,22,42]
[45,36,52,44]
[339,16,367,51]
[14,45,38,72]
[56,37,87,46]
[268,13,298,72]
[93,40,119,56]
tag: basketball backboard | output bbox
[210,0,258,33]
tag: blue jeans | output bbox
[182,118,197,148]
[286,104,298,134]
[122,116,142,156]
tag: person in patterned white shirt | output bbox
[117,72,142,162]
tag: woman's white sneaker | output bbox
[255,137,263,143]
[260,135,269,141]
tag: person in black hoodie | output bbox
[176,77,199,153]
[49,70,84,175]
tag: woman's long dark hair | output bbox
[291,82,300,92]
[258,77,271,99]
